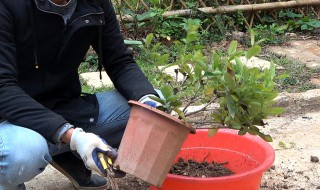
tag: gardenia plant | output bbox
[142,19,286,142]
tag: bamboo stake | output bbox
[117,0,320,22]
[169,0,174,10]
[139,0,149,10]
[310,6,320,18]
[178,0,188,9]
[163,0,320,17]
[122,0,134,12]
[198,0,207,7]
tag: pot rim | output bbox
[129,100,196,133]
[164,129,275,183]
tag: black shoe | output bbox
[51,151,108,190]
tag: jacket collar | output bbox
[33,0,104,21]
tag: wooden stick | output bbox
[178,0,187,9]
[169,0,174,10]
[139,0,149,10]
[310,6,319,18]
[122,0,134,11]
[198,0,207,7]
[163,0,320,17]
[117,0,320,22]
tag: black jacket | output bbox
[0,0,156,142]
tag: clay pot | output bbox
[150,129,275,190]
[114,100,195,187]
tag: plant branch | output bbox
[184,97,218,117]
[182,86,202,113]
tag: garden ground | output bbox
[26,38,320,190]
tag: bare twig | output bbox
[184,97,218,117]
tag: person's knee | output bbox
[0,126,51,185]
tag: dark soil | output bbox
[169,158,234,178]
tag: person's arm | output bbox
[60,127,75,144]
[92,0,157,101]
[0,1,67,142]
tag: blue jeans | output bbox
[0,91,131,190]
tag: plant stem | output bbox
[184,97,218,117]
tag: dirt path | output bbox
[261,111,320,189]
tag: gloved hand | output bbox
[138,94,163,108]
[70,128,117,175]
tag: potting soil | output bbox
[169,157,234,177]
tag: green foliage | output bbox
[119,8,152,38]
[252,10,320,45]
[278,10,320,31]
[272,56,318,93]
[143,26,284,142]
[252,24,287,45]
[79,54,98,73]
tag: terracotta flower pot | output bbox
[114,100,195,187]
[150,129,275,190]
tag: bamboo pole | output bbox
[163,0,320,17]
[117,0,320,22]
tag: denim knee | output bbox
[0,122,51,189]
[81,91,131,148]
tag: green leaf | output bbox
[152,42,161,52]
[301,24,309,30]
[144,34,154,48]
[228,41,238,56]
[259,133,273,142]
[173,107,187,122]
[224,72,236,90]
[137,11,152,21]
[208,128,219,137]
[156,54,170,65]
[231,95,239,102]
[185,31,199,44]
[204,87,214,95]
[160,85,172,100]
[266,107,284,115]
[149,0,160,6]
[226,91,237,119]
[238,128,247,135]
[194,65,202,79]
[212,52,221,70]
[167,94,179,103]
[278,141,286,148]
[250,29,255,46]
[150,12,157,17]
[247,128,260,135]
[246,45,261,60]
[275,73,289,79]
[170,100,182,107]
[149,96,165,105]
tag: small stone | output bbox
[311,156,319,163]
[282,184,289,189]
[270,165,276,170]
[316,186,320,189]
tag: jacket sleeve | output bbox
[0,1,68,142]
[95,0,157,101]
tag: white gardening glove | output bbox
[138,93,164,109]
[70,128,117,175]
[138,94,162,108]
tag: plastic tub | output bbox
[150,129,275,190]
